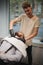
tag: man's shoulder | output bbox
[20,14,26,17]
[33,15,39,21]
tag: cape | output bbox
[3,37,28,57]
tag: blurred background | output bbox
[0,0,43,40]
[10,0,43,40]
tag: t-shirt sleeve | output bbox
[34,18,40,27]
[15,14,23,22]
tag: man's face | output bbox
[24,7,32,16]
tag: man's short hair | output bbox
[22,1,31,9]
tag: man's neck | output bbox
[27,14,34,19]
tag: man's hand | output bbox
[9,29,15,37]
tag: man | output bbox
[0,33,27,65]
[9,1,40,65]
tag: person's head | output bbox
[22,2,32,16]
[15,32,24,38]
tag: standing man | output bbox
[9,2,40,65]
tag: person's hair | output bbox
[22,1,31,9]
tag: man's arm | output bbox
[9,17,21,37]
[10,18,19,29]
[25,27,39,41]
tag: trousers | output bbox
[26,45,32,65]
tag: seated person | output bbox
[0,32,27,64]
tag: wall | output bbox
[0,0,9,38]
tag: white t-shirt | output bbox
[14,14,40,46]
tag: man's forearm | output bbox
[25,32,37,41]
[10,18,19,29]
[10,20,14,29]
